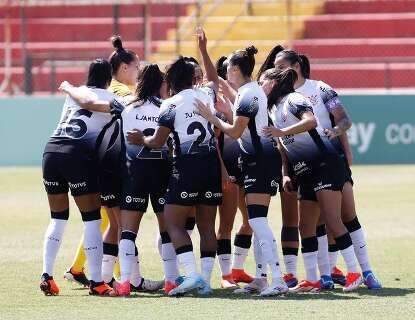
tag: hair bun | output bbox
[245,45,258,57]
[111,35,124,51]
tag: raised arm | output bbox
[197,28,219,91]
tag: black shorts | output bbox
[42,152,99,196]
[223,156,243,187]
[99,169,121,208]
[240,151,282,196]
[120,159,171,213]
[297,155,347,202]
[165,153,222,206]
[341,154,354,186]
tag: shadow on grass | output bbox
[64,287,415,300]
[354,287,415,297]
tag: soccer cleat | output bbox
[221,274,239,289]
[283,273,298,288]
[197,283,213,296]
[105,277,116,288]
[63,268,90,287]
[331,266,346,286]
[164,280,178,295]
[260,278,289,297]
[231,268,254,284]
[131,278,164,292]
[233,278,268,294]
[363,271,382,290]
[168,274,205,296]
[40,273,59,296]
[89,281,116,296]
[343,272,363,292]
[320,275,335,290]
[290,280,321,293]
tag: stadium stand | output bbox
[1,0,415,93]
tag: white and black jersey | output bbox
[158,87,217,158]
[296,79,344,154]
[271,92,338,176]
[45,87,117,157]
[122,97,168,161]
[234,81,275,157]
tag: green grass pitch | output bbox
[1,166,414,320]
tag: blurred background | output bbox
[1,0,415,165]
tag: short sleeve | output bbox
[235,94,259,118]
[287,95,313,120]
[318,81,344,113]
[158,102,176,131]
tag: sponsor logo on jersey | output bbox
[308,94,319,106]
[181,192,188,199]
[68,181,87,189]
[125,196,145,204]
[158,198,166,205]
[213,192,222,198]
[205,191,212,198]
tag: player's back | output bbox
[45,87,115,156]
[159,87,216,158]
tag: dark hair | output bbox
[86,58,112,89]
[228,45,258,77]
[165,56,195,94]
[256,44,285,80]
[275,49,310,79]
[263,68,298,110]
[129,64,163,107]
[183,56,200,65]
[109,35,138,75]
[216,56,228,80]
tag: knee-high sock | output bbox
[247,205,282,280]
[345,217,372,273]
[335,233,359,273]
[119,231,137,283]
[301,236,319,282]
[217,239,232,276]
[232,234,252,270]
[176,245,197,276]
[160,232,179,282]
[81,209,103,283]
[43,210,69,275]
[201,251,216,285]
[102,242,118,283]
[316,225,331,277]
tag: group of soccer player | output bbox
[39,29,382,297]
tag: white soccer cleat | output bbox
[260,278,289,297]
[233,278,268,294]
[168,273,205,296]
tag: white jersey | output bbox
[271,92,338,176]
[296,79,344,153]
[46,87,117,156]
[158,87,216,158]
[234,81,275,156]
[122,97,168,160]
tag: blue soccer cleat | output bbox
[320,275,335,290]
[363,271,382,290]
